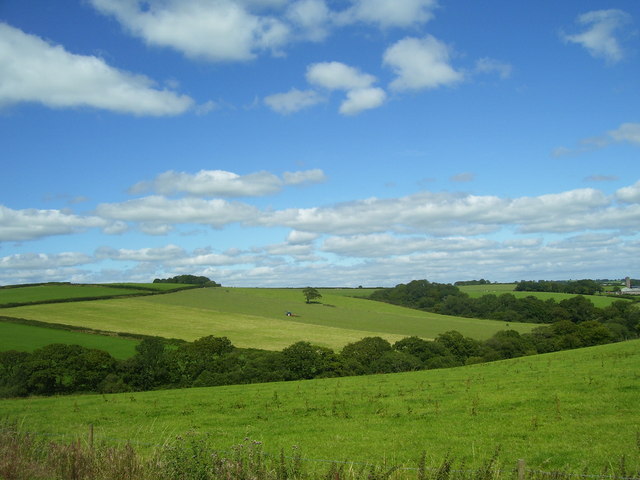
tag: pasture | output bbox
[0,288,537,350]
[2,340,638,473]
[0,284,145,306]
[0,319,138,359]
[458,284,625,308]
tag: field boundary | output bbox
[0,283,202,309]
[0,315,185,344]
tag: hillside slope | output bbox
[1,287,536,350]
[1,340,638,472]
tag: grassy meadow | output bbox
[0,284,149,306]
[0,320,138,359]
[0,287,537,350]
[458,284,626,308]
[2,339,638,473]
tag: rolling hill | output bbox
[0,287,537,350]
[2,339,637,473]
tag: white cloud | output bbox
[264,88,324,114]
[616,180,640,204]
[562,9,632,64]
[554,122,640,156]
[95,196,259,227]
[305,62,385,115]
[283,169,327,185]
[0,205,106,242]
[286,0,331,41]
[608,123,640,145]
[339,87,386,115]
[336,0,437,28]
[383,35,464,91]
[322,234,495,258]
[0,22,193,115]
[95,245,186,261]
[129,168,326,196]
[306,62,376,90]
[474,57,512,79]
[286,230,319,244]
[256,187,619,236]
[90,0,290,62]
[0,252,93,270]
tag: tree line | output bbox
[369,279,639,328]
[514,279,602,295]
[153,275,221,287]
[1,313,636,398]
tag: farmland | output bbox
[0,284,147,306]
[0,287,537,351]
[0,320,138,359]
[2,339,638,472]
[458,283,626,308]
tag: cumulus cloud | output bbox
[383,35,464,91]
[0,205,106,242]
[90,0,290,61]
[0,22,193,115]
[0,252,93,269]
[335,0,437,28]
[306,61,376,90]
[264,88,324,114]
[256,187,617,236]
[322,234,496,257]
[95,196,259,227]
[339,87,386,115]
[304,61,385,115]
[616,180,640,204]
[95,244,186,261]
[562,9,632,64]
[286,0,331,41]
[286,230,319,244]
[129,168,326,196]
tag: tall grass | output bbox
[1,421,638,480]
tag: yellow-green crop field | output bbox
[0,287,536,350]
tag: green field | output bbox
[2,340,637,472]
[0,288,537,350]
[0,284,148,306]
[458,284,625,308]
[106,282,198,291]
[0,320,138,359]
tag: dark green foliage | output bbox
[302,287,322,304]
[454,279,491,286]
[372,279,640,330]
[370,280,462,310]
[340,337,392,374]
[515,279,603,295]
[281,341,338,380]
[153,275,220,287]
[1,285,638,398]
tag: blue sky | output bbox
[1,0,639,287]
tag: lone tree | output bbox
[303,287,322,304]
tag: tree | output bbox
[281,341,337,380]
[340,337,392,374]
[302,287,322,304]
